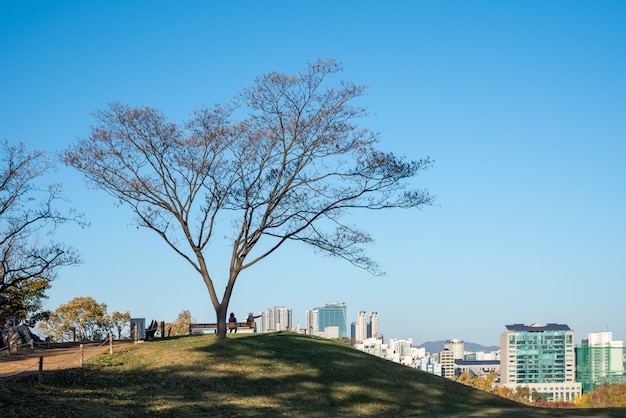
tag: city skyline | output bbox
[353,321,624,400]
[1,2,624,346]
[259,303,616,352]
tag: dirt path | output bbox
[0,341,133,377]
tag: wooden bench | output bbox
[190,322,256,334]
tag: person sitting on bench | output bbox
[228,313,238,333]
[246,312,261,332]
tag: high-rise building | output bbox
[305,309,317,336]
[576,332,626,393]
[355,311,368,342]
[369,312,379,339]
[306,302,348,338]
[260,306,292,332]
[352,311,381,342]
[500,323,581,402]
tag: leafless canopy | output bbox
[64,59,432,336]
[0,141,82,324]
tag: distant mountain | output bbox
[416,340,499,354]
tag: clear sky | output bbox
[1,1,624,346]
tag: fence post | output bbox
[38,356,43,384]
[79,344,84,367]
[109,333,113,355]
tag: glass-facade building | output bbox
[307,302,348,338]
[500,323,582,402]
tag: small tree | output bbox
[454,371,498,393]
[64,59,433,338]
[610,383,626,408]
[109,310,131,340]
[531,389,548,403]
[577,383,626,408]
[476,372,499,392]
[0,277,50,327]
[39,296,112,342]
[492,385,514,400]
[454,371,477,387]
[0,140,83,326]
[512,386,532,404]
[168,309,195,336]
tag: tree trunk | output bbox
[215,303,228,339]
[214,269,238,339]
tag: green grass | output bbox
[1,332,624,417]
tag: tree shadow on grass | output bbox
[1,333,623,417]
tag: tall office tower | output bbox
[369,312,379,339]
[445,339,465,360]
[500,323,582,402]
[576,331,625,393]
[355,311,368,342]
[307,302,348,338]
[261,306,292,332]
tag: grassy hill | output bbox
[1,332,623,417]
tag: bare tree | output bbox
[0,141,82,326]
[63,59,433,338]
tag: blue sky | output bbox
[1,1,624,346]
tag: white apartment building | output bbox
[388,338,413,364]
[260,306,292,332]
[355,311,368,343]
[369,312,380,339]
[355,337,388,358]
